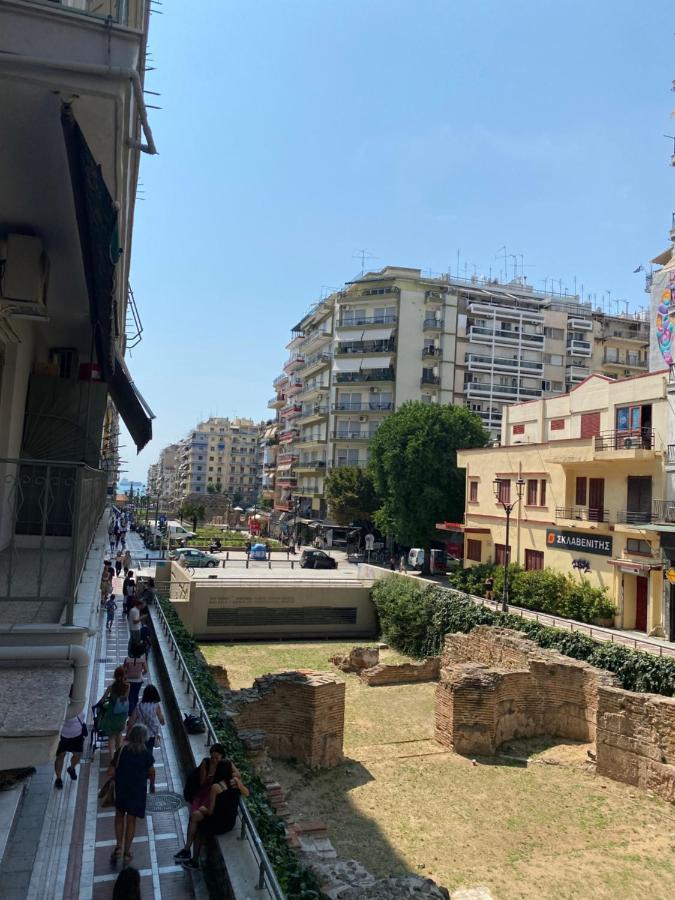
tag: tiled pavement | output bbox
[7,534,203,900]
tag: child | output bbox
[106,594,117,632]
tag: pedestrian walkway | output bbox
[5,531,202,900]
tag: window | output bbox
[544,327,564,340]
[527,479,538,506]
[525,549,544,571]
[540,479,547,506]
[575,477,587,505]
[551,381,563,392]
[627,539,652,555]
[550,418,565,431]
[469,481,478,502]
[544,353,563,366]
[495,544,511,565]
[513,423,525,435]
[497,479,511,503]
[467,539,482,562]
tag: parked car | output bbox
[300,549,337,570]
[175,548,220,568]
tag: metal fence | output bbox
[0,457,107,623]
[151,596,285,898]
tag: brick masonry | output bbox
[434,627,675,803]
[359,657,440,686]
[224,671,345,768]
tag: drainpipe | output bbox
[0,53,158,155]
[0,645,89,718]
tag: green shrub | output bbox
[156,596,321,899]
[371,576,675,697]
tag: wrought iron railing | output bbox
[616,509,653,525]
[652,499,675,523]
[0,457,107,623]
[555,506,610,523]
[594,430,655,451]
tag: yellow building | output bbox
[457,371,674,637]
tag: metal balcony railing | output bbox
[421,374,441,385]
[469,326,545,346]
[466,353,544,373]
[555,506,610,523]
[423,317,443,330]
[0,457,107,623]
[338,314,397,327]
[594,430,655,451]
[652,499,675,523]
[331,401,393,412]
[616,509,653,525]
[331,431,372,441]
[335,369,394,383]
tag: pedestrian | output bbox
[115,550,123,578]
[107,723,155,866]
[182,743,226,813]
[100,562,113,608]
[106,594,118,633]
[127,597,143,654]
[109,534,116,555]
[122,570,136,615]
[389,555,396,571]
[128,685,164,752]
[54,711,86,788]
[123,648,148,716]
[112,866,141,900]
[123,549,133,577]
[96,667,130,758]
[245,540,251,557]
[265,542,270,560]
[484,574,494,602]
[399,553,406,572]
[175,760,249,870]
[114,524,121,548]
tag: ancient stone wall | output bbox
[441,626,541,670]
[225,671,345,768]
[359,657,440,686]
[596,686,675,803]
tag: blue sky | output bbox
[123,0,673,482]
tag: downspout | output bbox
[0,645,88,718]
[0,53,158,155]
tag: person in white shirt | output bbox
[128,599,142,643]
[54,713,86,789]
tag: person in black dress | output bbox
[108,723,156,865]
[174,760,248,870]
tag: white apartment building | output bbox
[147,442,179,504]
[175,417,262,506]
[270,266,649,527]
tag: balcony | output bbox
[466,382,541,400]
[280,403,302,420]
[601,325,649,344]
[277,452,298,465]
[283,355,305,374]
[595,430,654,452]
[423,317,443,331]
[335,369,394,384]
[287,380,303,396]
[566,339,592,357]
[302,327,332,353]
[296,458,327,473]
[468,301,544,324]
[568,318,593,331]
[651,499,675,524]
[273,373,289,389]
[278,429,299,444]
[336,339,396,356]
[296,486,323,497]
[277,475,297,487]
[298,405,328,423]
[328,459,366,469]
[466,353,544,375]
[425,290,445,304]
[331,431,372,441]
[469,326,544,348]
[274,500,293,512]
[301,350,332,376]
[0,457,107,624]
[615,509,654,526]
[566,365,589,383]
[332,401,393,412]
[267,394,285,409]
[422,347,440,360]
[602,352,647,370]
[338,314,397,328]
[296,434,325,445]
[421,373,441,385]
[555,506,610,524]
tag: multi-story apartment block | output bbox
[147,443,179,505]
[175,417,262,507]
[0,0,155,767]
[457,371,675,638]
[270,267,650,529]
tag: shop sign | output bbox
[546,529,612,556]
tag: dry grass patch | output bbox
[200,640,675,899]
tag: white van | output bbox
[408,548,425,570]
[149,523,196,548]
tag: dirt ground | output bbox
[201,640,675,899]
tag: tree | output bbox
[368,403,488,563]
[179,503,206,534]
[324,466,380,525]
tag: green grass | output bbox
[185,526,282,548]
[199,640,675,899]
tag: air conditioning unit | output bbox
[623,437,638,449]
[359,415,368,422]
[369,387,377,392]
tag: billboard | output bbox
[546,529,612,557]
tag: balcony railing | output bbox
[298,405,328,420]
[331,431,372,441]
[423,317,443,330]
[567,339,592,356]
[332,401,393,412]
[469,326,544,346]
[338,314,397,327]
[267,395,285,408]
[467,301,544,324]
[0,457,107,624]
[335,369,394,383]
[466,353,544,374]
[283,355,305,373]
[302,350,332,371]
[652,499,675,523]
[278,429,299,443]
[421,374,441,385]
[466,382,541,399]
[594,430,654,452]
[555,506,610,523]
[296,458,327,471]
[336,340,396,355]
[616,510,653,525]
[602,352,647,369]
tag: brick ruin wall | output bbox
[359,657,440,686]
[225,671,345,768]
[434,627,675,803]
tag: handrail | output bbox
[150,596,286,898]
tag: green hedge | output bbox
[156,596,321,899]
[447,563,616,623]
[371,575,675,697]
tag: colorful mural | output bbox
[656,271,675,364]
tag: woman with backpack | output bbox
[96,667,130,758]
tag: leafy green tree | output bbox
[368,403,488,564]
[324,466,379,525]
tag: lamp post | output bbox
[492,476,525,613]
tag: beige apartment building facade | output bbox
[269,266,650,529]
[457,371,675,638]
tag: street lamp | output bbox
[492,476,525,613]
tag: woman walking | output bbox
[175,760,248,870]
[107,723,155,865]
[123,549,133,577]
[122,649,148,716]
[96,667,130,758]
[115,550,124,579]
[128,685,164,751]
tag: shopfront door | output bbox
[635,576,648,632]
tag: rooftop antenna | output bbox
[664,135,675,165]
[353,249,378,277]
[495,246,508,280]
